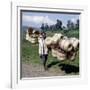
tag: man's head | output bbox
[41,32,46,39]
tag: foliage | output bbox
[40,19,79,31]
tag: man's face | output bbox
[42,33,46,39]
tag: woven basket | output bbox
[51,49,58,57]
[70,53,76,60]
[67,51,77,61]
[63,36,68,39]
[29,37,38,43]
[59,39,72,52]
[70,38,79,51]
[52,33,63,44]
[26,33,29,41]
[56,49,66,61]
[45,37,52,46]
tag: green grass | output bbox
[45,29,79,39]
[21,39,40,64]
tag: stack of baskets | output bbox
[45,33,79,61]
[25,29,39,44]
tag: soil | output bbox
[21,63,66,78]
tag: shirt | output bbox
[38,37,48,55]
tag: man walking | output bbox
[38,32,48,70]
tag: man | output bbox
[38,32,48,70]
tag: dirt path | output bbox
[21,63,66,77]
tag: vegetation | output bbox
[45,29,79,38]
[40,19,79,31]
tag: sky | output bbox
[22,11,80,28]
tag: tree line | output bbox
[40,19,79,31]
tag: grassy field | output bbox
[45,29,79,38]
[21,29,79,76]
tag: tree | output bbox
[62,26,67,30]
[40,23,45,31]
[55,19,62,30]
[71,22,74,30]
[67,20,71,30]
[75,19,79,29]
[44,23,49,30]
[49,25,55,31]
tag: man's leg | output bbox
[40,55,43,64]
[40,54,48,70]
[43,55,48,70]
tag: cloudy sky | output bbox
[22,11,80,28]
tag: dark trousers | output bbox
[40,54,48,70]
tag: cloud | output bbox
[71,17,79,23]
[71,18,76,23]
[22,15,56,26]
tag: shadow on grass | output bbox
[47,61,60,68]
[47,61,79,74]
[58,64,79,74]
